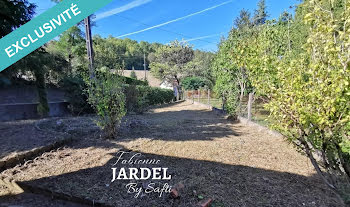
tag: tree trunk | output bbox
[240,83,245,104]
[174,75,180,101]
[247,93,253,121]
[299,137,336,189]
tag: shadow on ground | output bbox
[0,120,67,161]
[0,139,343,207]
[119,109,240,141]
[0,102,344,206]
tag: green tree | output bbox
[231,0,350,202]
[52,26,86,74]
[212,23,256,117]
[212,37,240,117]
[86,69,126,139]
[14,48,68,117]
[0,0,69,117]
[253,0,268,25]
[0,0,36,38]
[181,76,211,90]
[184,50,214,85]
[149,40,194,100]
[0,0,36,85]
[93,36,123,70]
[234,9,252,30]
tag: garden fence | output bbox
[183,89,271,126]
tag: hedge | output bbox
[61,75,174,115]
[119,76,147,86]
[124,84,175,113]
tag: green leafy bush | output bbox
[34,69,49,117]
[124,85,174,113]
[120,76,147,86]
[130,70,137,80]
[60,76,94,115]
[86,72,126,139]
[60,74,148,116]
[124,84,143,113]
[146,87,175,105]
[213,0,350,200]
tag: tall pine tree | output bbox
[234,9,252,29]
[253,0,268,25]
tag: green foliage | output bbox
[150,40,194,85]
[47,26,86,75]
[120,76,147,86]
[0,0,36,38]
[124,85,174,113]
[94,36,123,70]
[11,48,67,117]
[184,50,215,85]
[124,84,142,113]
[248,2,350,191]
[130,70,137,80]
[60,76,93,115]
[92,36,161,70]
[214,0,350,199]
[59,71,160,117]
[212,25,254,116]
[181,76,211,90]
[145,87,174,106]
[150,40,194,100]
[280,0,350,190]
[253,0,268,25]
[86,72,126,139]
[34,69,49,117]
[234,9,252,30]
[0,0,55,117]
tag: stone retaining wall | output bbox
[0,102,69,122]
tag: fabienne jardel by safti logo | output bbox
[111,151,172,198]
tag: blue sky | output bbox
[30,0,299,51]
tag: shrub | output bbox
[120,76,147,86]
[223,0,350,200]
[146,87,175,105]
[124,84,146,113]
[86,72,126,139]
[124,85,174,113]
[60,76,93,115]
[34,69,49,117]
[60,73,170,116]
[130,70,137,80]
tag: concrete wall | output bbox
[0,102,69,122]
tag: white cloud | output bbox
[96,0,152,21]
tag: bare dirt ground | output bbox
[0,101,344,207]
[0,120,65,162]
[0,192,87,207]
